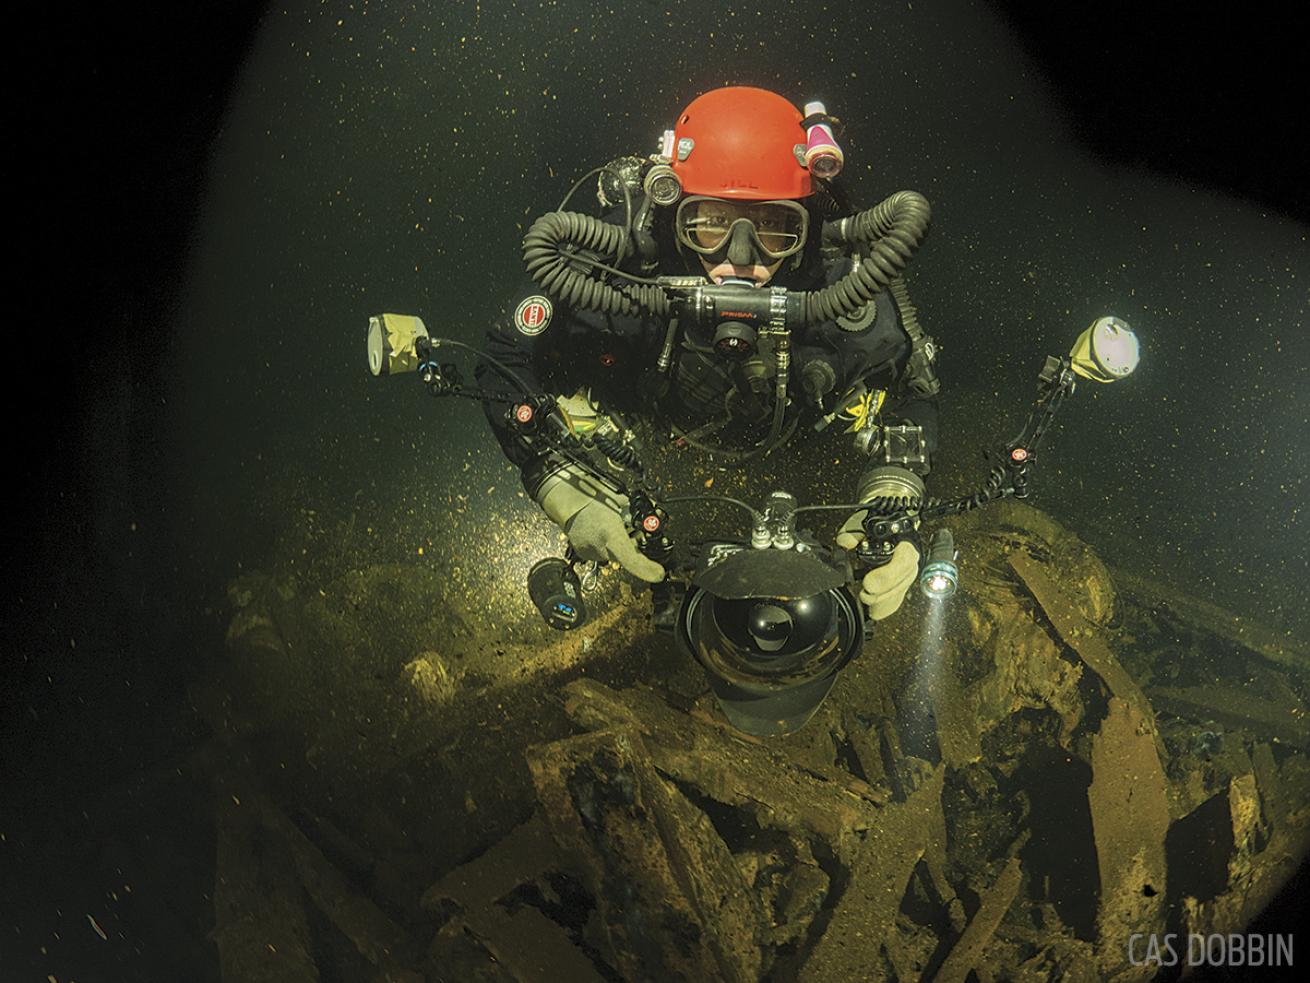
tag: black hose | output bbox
[430,337,542,397]
[521,211,671,317]
[670,414,799,462]
[592,432,642,471]
[521,190,929,327]
[807,191,932,323]
[658,493,762,523]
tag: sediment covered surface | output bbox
[207,499,1310,981]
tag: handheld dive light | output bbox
[527,558,587,630]
[919,528,958,599]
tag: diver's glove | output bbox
[855,540,920,620]
[536,466,665,583]
[835,465,925,621]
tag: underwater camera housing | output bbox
[675,545,864,737]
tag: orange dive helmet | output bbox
[667,87,813,201]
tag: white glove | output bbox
[854,540,920,620]
[835,466,925,620]
[835,509,871,552]
[537,469,665,583]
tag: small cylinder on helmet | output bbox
[643,164,683,206]
[802,101,844,179]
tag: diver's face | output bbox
[699,255,784,286]
[677,196,806,286]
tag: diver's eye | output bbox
[688,215,731,249]
[758,231,801,253]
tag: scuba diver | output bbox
[367,85,1139,735]
[475,86,942,627]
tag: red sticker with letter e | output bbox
[514,295,553,336]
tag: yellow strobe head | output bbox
[368,313,430,376]
[1069,316,1139,383]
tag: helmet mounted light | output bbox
[643,164,683,206]
[802,101,844,179]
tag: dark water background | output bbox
[3,1,1307,980]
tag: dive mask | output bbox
[675,196,810,265]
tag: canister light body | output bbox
[367,313,430,376]
[528,558,587,630]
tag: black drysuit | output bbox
[477,209,940,499]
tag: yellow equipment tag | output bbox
[841,388,885,433]
[555,388,602,435]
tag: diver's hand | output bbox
[835,465,926,551]
[564,499,666,582]
[835,510,870,551]
[537,472,665,583]
[857,540,920,620]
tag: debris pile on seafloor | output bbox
[214,502,1310,982]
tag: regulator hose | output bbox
[521,211,671,317]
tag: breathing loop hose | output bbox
[806,191,932,324]
[522,211,671,317]
[522,192,929,328]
